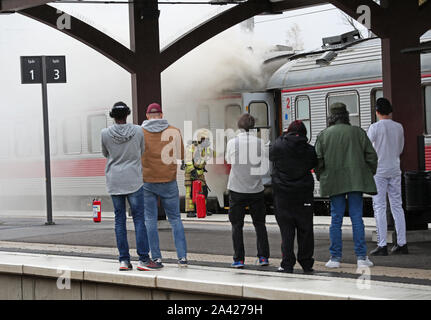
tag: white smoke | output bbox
[162,29,268,105]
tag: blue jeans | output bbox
[329,192,367,260]
[143,181,187,260]
[111,186,150,263]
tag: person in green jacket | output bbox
[315,102,378,269]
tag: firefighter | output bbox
[184,129,213,217]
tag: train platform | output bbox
[0,213,430,298]
[0,250,431,300]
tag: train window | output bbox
[0,124,10,158]
[225,105,241,130]
[63,117,82,154]
[39,122,58,156]
[370,89,383,123]
[249,102,269,127]
[425,86,431,134]
[327,91,360,127]
[15,123,32,157]
[295,96,311,141]
[88,115,107,153]
[50,124,58,156]
[198,106,210,128]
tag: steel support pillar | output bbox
[385,35,430,231]
[382,35,423,172]
[383,35,429,230]
[129,0,162,125]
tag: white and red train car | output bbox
[266,30,431,215]
[1,30,430,216]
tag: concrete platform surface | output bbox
[0,251,431,300]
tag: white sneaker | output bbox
[325,259,340,268]
[357,257,374,268]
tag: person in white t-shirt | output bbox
[367,98,408,256]
[225,114,270,268]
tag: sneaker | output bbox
[258,257,269,266]
[277,266,293,273]
[370,246,388,256]
[325,259,340,268]
[231,261,245,268]
[153,258,164,268]
[357,256,374,268]
[178,258,188,268]
[119,261,132,271]
[137,259,162,271]
[186,212,196,218]
[391,244,409,255]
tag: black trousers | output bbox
[274,194,314,270]
[228,190,270,262]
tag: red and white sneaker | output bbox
[119,261,133,271]
[137,259,163,271]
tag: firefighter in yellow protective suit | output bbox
[184,129,213,218]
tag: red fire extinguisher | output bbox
[192,180,202,204]
[93,199,102,223]
[196,193,206,219]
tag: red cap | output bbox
[147,103,162,113]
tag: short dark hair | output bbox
[376,98,392,115]
[237,114,255,131]
[287,120,307,137]
[110,101,131,120]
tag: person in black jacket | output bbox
[270,120,317,274]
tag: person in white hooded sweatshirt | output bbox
[101,102,160,271]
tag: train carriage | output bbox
[266,30,431,215]
[1,30,431,217]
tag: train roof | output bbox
[267,31,431,91]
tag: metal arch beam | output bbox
[160,0,269,72]
[326,0,384,18]
[419,0,431,34]
[160,0,323,72]
[269,0,324,13]
[0,0,52,12]
[19,4,136,73]
[326,0,387,37]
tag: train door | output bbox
[242,92,276,143]
[242,92,275,185]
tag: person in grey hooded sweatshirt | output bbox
[101,102,160,271]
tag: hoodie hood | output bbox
[141,119,169,133]
[283,132,308,154]
[107,123,137,144]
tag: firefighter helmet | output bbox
[196,129,211,142]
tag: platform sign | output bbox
[20,56,67,226]
[20,56,66,84]
[45,56,67,83]
[20,56,42,84]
